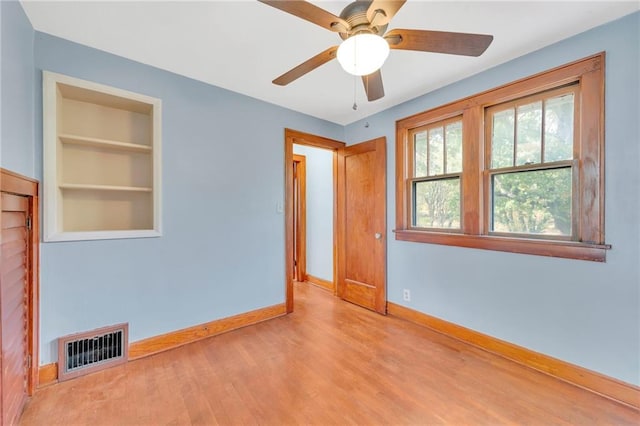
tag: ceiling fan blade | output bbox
[367,0,407,27]
[258,0,350,33]
[385,29,493,57]
[362,70,385,101]
[273,46,338,86]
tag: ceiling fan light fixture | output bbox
[337,33,390,76]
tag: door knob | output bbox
[375,232,382,240]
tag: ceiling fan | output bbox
[258,0,493,102]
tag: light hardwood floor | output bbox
[21,282,639,425]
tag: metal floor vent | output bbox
[58,323,128,381]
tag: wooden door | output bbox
[336,137,386,314]
[1,192,31,425]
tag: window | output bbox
[486,87,576,238]
[411,118,462,230]
[395,53,609,261]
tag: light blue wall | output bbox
[1,0,34,177]
[32,33,343,365]
[345,12,640,386]
[293,144,334,282]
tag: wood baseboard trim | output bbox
[38,362,58,387]
[37,303,287,386]
[129,303,287,360]
[306,274,334,292]
[387,302,640,410]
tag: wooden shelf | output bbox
[59,134,152,153]
[43,71,162,242]
[59,184,153,192]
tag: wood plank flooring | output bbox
[20,282,639,425]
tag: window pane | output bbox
[414,132,428,177]
[414,178,460,229]
[445,121,462,173]
[516,101,542,166]
[545,93,574,162]
[491,109,515,168]
[428,127,444,176]
[492,167,572,236]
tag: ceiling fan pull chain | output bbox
[352,36,360,110]
[353,75,358,110]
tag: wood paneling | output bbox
[21,283,639,425]
[388,301,640,410]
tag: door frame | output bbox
[0,168,40,395]
[284,129,344,313]
[292,154,307,282]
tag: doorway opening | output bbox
[285,129,387,315]
[285,129,344,313]
[293,146,337,294]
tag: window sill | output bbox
[394,230,611,262]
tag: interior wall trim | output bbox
[37,363,57,387]
[388,302,640,410]
[129,303,287,360]
[38,303,286,387]
[306,274,334,293]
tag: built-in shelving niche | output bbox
[43,71,162,242]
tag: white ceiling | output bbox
[21,0,639,125]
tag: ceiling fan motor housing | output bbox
[338,1,388,40]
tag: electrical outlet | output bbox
[403,289,411,302]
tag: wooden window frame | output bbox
[395,53,610,261]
